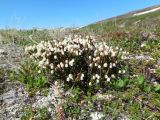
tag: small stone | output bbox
[0,49,7,55]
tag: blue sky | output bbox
[0,0,160,29]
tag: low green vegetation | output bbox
[21,106,53,120]
[0,29,53,46]
[9,59,49,95]
[63,75,160,119]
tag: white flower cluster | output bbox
[25,35,127,87]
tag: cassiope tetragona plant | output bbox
[25,35,128,89]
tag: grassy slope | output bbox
[81,8,160,33]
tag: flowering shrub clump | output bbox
[25,35,128,89]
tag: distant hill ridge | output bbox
[97,5,160,24]
[82,5,160,32]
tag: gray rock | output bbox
[0,79,29,120]
[90,112,104,120]
[0,49,7,55]
[126,54,154,60]
[32,88,55,108]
